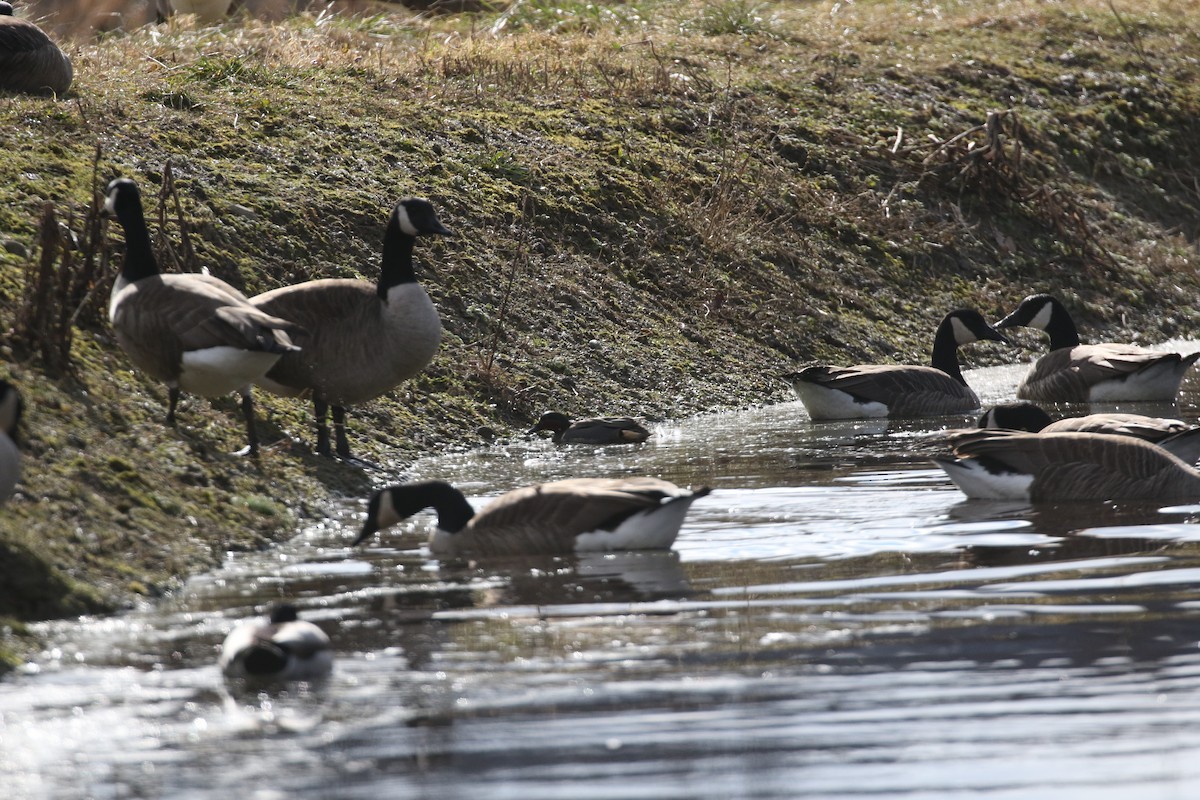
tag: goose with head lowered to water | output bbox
[104,177,302,456]
[354,477,712,557]
[251,197,450,460]
[784,309,1010,420]
[978,401,1200,465]
[995,293,1198,403]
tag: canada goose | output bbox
[155,0,236,23]
[528,411,652,444]
[219,603,333,684]
[251,197,450,459]
[0,379,21,505]
[978,402,1200,464]
[934,428,1200,501]
[995,293,1198,402]
[104,177,302,456]
[354,477,712,556]
[0,2,73,96]
[784,309,1009,420]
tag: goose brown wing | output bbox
[948,429,1200,500]
[0,19,72,95]
[1042,413,1190,442]
[1019,345,1185,402]
[464,478,681,554]
[807,365,977,416]
[252,279,375,326]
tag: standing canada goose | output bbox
[978,402,1200,464]
[784,309,1010,420]
[934,428,1200,501]
[354,477,712,556]
[0,379,22,505]
[104,177,302,456]
[995,293,1198,402]
[0,2,73,96]
[251,197,450,459]
[528,411,652,444]
[219,603,333,684]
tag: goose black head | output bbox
[102,177,144,222]
[394,198,452,238]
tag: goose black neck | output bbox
[116,203,160,282]
[930,320,967,385]
[1042,299,1082,350]
[423,481,476,533]
[377,211,417,301]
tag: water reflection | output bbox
[6,360,1200,798]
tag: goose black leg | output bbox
[313,398,332,457]
[167,386,181,426]
[240,387,260,457]
[333,405,352,459]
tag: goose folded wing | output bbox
[949,430,1189,495]
[471,479,677,544]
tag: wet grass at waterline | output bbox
[4,0,1200,657]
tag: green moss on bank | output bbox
[4,0,1200,656]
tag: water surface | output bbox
[5,359,1200,799]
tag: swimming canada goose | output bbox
[219,603,333,684]
[934,428,1200,502]
[251,198,450,459]
[995,293,1199,402]
[978,402,1200,464]
[527,411,652,444]
[0,2,73,96]
[155,0,236,23]
[354,477,712,556]
[0,379,22,504]
[104,177,302,456]
[784,309,1010,420]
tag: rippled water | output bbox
[6,358,1200,799]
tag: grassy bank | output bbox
[3,0,1200,659]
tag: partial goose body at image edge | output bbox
[0,2,73,96]
[0,379,22,504]
[996,293,1198,403]
[355,477,712,556]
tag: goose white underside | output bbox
[254,374,306,399]
[791,383,889,420]
[1083,361,1191,402]
[0,435,19,504]
[179,347,281,396]
[934,457,1034,500]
